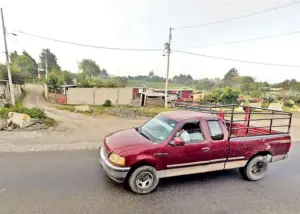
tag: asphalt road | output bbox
[1,144,300,214]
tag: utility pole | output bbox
[1,8,15,106]
[164,27,172,108]
[45,51,48,78]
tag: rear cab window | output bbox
[207,120,224,141]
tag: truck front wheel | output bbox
[128,165,159,194]
[242,156,269,181]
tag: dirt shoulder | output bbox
[1,84,148,152]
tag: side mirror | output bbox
[172,137,185,146]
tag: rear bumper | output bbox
[271,154,288,162]
[98,146,130,183]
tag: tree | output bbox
[45,72,61,89]
[0,63,26,84]
[238,76,255,94]
[39,49,60,71]
[172,74,193,84]
[9,51,18,63]
[62,70,76,85]
[10,51,38,79]
[100,69,108,77]
[78,59,101,79]
[218,87,241,104]
[223,68,239,87]
[149,70,154,78]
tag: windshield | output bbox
[139,114,178,143]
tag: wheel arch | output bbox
[247,151,272,164]
[124,160,156,183]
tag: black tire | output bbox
[244,156,268,181]
[239,167,247,179]
[128,165,159,194]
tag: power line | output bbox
[175,30,300,49]
[12,30,163,52]
[174,50,300,68]
[174,1,300,30]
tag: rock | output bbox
[74,105,91,112]
[0,119,7,130]
[8,112,31,128]
[21,118,39,128]
[6,127,14,131]
[0,99,8,107]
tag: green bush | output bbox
[11,107,47,119]
[103,99,112,107]
[261,102,270,109]
[78,79,93,88]
[250,90,262,98]
[283,100,295,108]
[0,108,11,119]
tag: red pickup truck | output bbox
[99,106,292,194]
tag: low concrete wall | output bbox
[13,84,22,98]
[67,88,94,105]
[94,88,119,105]
[67,87,133,105]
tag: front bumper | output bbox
[98,146,130,183]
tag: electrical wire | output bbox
[174,1,300,30]
[174,50,300,68]
[175,30,300,49]
[12,30,163,52]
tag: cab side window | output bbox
[207,121,224,141]
[177,122,204,143]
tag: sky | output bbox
[1,0,300,83]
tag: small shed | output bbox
[192,91,204,102]
[140,92,165,107]
[180,90,193,101]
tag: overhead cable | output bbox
[174,1,300,30]
[12,30,163,52]
[176,30,300,49]
[174,50,300,68]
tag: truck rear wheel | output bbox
[244,156,268,181]
[128,165,159,194]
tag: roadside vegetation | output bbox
[56,103,174,118]
[2,48,300,114]
[0,89,57,128]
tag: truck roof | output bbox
[161,110,219,121]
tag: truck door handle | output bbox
[202,147,210,152]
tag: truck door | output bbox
[162,120,212,177]
[206,120,230,168]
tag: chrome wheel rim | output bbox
[136,172,153,189]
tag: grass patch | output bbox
[15,90,26,107]
[41,118,58,127]
[0,108,11,119]
[56,104,175,118]
[282,106,300,113]
[56,105,74,112]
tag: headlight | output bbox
[108,153,126,166]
